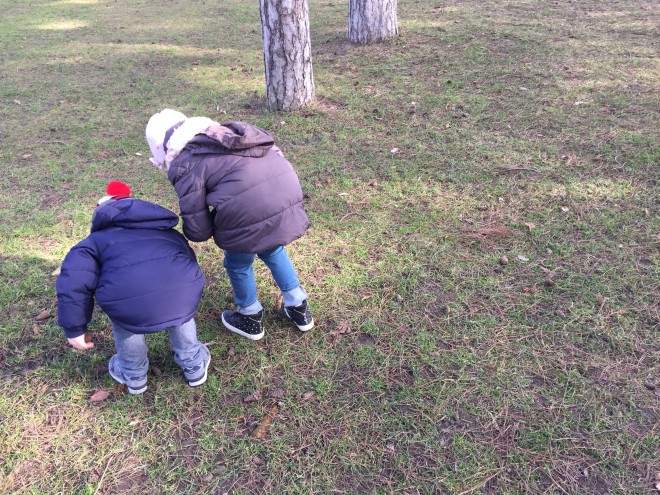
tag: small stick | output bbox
[93,456,113,495]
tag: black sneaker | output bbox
[221,310,264,340]
[284,300,314,331]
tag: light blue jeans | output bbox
[223,246,307,315]
[110,318,208,389]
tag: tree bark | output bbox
[259,0,315,111]
[348,0,398,45]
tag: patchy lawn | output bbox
[0,0,657,493]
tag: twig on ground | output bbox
[93,455,113,495]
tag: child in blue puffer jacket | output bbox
[56,181,209,394]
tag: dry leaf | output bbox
[524,222,536,230]
[90,389,110,402]
[51,266,61,277]
[330,321,351,340]
[14,99,22,104]
[250,405,279,439]
[22,154,32,159]
[32,323,39,335]
[390,147,400,154]
[35,310,52,321]
[301,390,315,400]
[517,255,529,262]
[243,391,262,403]
[269,388,285,399]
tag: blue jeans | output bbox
[110,318,208,389]
[223,246,307,314]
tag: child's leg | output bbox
[110,322,149,394]
[167,318,210,387]
[223,250,262,314]
[258,246,307,307]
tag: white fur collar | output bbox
[164,117,219,169]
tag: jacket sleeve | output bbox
[169,164,214,242]
[56,237,100,339]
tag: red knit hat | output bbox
[97,181,132,207]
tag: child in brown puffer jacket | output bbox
[145,109,314,341]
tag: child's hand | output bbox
[67,334,94,350]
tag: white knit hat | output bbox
[145,109,188,169]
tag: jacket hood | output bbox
[91,199,179,232]
[186,121,275,158]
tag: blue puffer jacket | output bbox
[56,199,206,338]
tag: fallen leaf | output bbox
[301,390,315,400]
[22,154,32,159]
[561,206,570,212]
[135,152,142,156]
[524,222,536,230]
[250,405,279,439]
[32,323,39,335]
[14,99,22,104]
[51,266,61,277]
[243,391,262,403]
[90,389,110,402]
[517,255,529,262]
[35,310,52,321]
[330,321,351,340]
[269,388,285,399]
[390,147,400,154]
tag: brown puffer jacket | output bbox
[167,121,310,253]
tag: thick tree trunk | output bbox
[348,0,398,44]
[259,0,315,111]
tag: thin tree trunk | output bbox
[260,0,315,111]
[348,0,398,44]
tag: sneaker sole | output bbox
[221,313,265,341]
[283,308,315,332]
[188,357,211,387]
[108,364,147,395]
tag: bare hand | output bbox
[68,334,94,350]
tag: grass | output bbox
[0,0,658,493]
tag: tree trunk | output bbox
[259,0,315,111]
[348,0,398,44]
